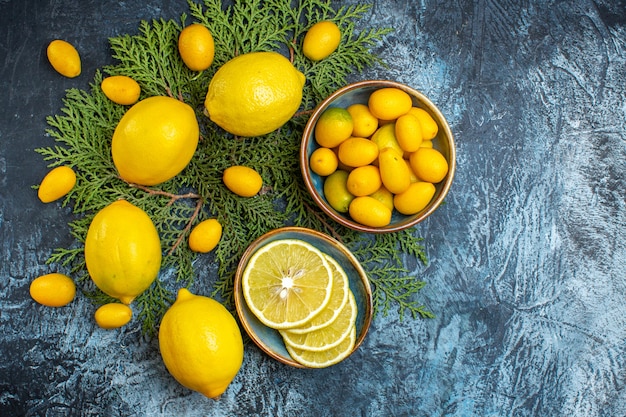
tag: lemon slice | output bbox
[280,290,357,352]
[285,325,357,368]
[285,254,350,334]
[242,239,333,329]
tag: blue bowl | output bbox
[300,80,456,233]
[234,227,373,368]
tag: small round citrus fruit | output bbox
[378,147,411,194]
[101,75,141,105]
[38,166,76,203]
[349,196,392,227]
[393,181,436,215]
[337,137,379,167]
[346,165,381,197]
[407,107,438,140]
[223,166,263,197]
[205,52,305,137]
[84,200,162,304]
[409,147,449,183]
[159,288,244,399]
[178,24,215,71]
[314,107,353,148]
[112,96,199,186]
[369,185,394,212]
[368,87,413,121]
[94,303,133,329]
[302,21,341,61]
[242,239,333,329]
[323,170,354,213]
[346,103,378,138]
[395,113,423,152]
[46,39,81,78]
[370,123,403,155]
[309,147,338,176]
[188,219,222,253]
[30,273,76,307]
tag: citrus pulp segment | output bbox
[284,254,350,334]
[285,325,356,368]
[280,290,357,352]
[242,239,334,329]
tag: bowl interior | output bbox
[234,227,373,368]
[301,80,456,233]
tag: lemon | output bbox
[37,166,76,203]
[393,181,436,215]
[302,21,341,61]
[46,39,81,78]
[309,147,338,177]
[368,87,413,121]
[285,254,350,334]
[84,200,162,304]
[223,165,263,197]
[94,303,133,329]
[349,196,392,227]
[205,52,305,137]
[112,96,199,186]
[314,107,353,148]
[346,165,381,197]
[407,107,438,140]
[242,239,333,329]
[159,288,244,399]
[285,325,356,369]
[178,24,215,71]
[346,103,378,138]
[337,137,379,167]
[29,273,76,307]
[188,218,222,253]
[281,288,357,352]
[409,147,449,183]
[323,170,355,213]
[101,75,141,105]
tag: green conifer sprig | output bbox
[36,0,433,335]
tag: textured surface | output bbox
[1,0,625,416]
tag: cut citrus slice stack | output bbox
[285,254,350,334]
[242,239,333,329]
[285,326,357,368]
[280,289,357,352]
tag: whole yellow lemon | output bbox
[84,200,162,304]
[111,96,199,186]
[204,52,305,137]
[159,288,244,399]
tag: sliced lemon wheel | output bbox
[285,254,350,334]
[285,325,357,368]
[242,239,333,329]
[280,290,357,352]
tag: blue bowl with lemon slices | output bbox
[300,80,456,233]
[233,227,373,368]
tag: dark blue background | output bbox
[1,0,625,415]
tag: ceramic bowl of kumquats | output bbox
[300,80,456,233]
[233,226,373,368]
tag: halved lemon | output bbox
[285,326,357,368]
[280,290,357,352]
[285,254,350,334]
[242,239,333,329]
